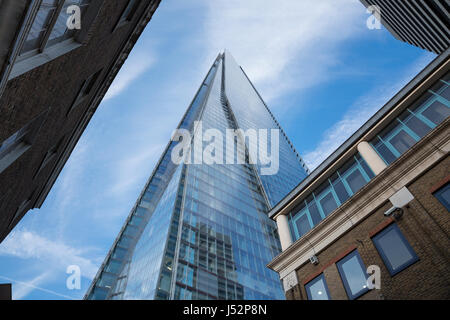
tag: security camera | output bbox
[309,255,319,265]
[384,206,404,220]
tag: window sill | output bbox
[9,40,82,80]
[0,142,31,174]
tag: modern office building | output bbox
[268,49,450,300]
[360,0,449,54]
[0,0,161,242]
[85,51,310,300]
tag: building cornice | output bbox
[268,118,450,279]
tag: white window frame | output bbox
[9,0,98,80]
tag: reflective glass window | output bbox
[433,183,450,211]
[372,224,419,276]
[336,250,369,300]
[305,274,331,300]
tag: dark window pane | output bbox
[405,114,432,138]
[291,201,306,219]
[305,274,330,300]
[375,143,397,164]
[105,260,121,274]
[359,158,375,179]
[422,101,450,125]
[333,179,350,204]
[372,224,419,276]
[308,202,322,226]
[91,287,108,299]
[21,6,57,54]
[434,183,450,211]
[345,170,367,194]
[389,130,416,155]
[438,85,450,101]
[319,193,337,216]
[98,272,116,288]
[295,214,311,238]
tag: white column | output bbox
[357,141,387,175]
[276,214,293,251]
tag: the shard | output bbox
[86,51,309,300]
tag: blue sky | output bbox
[0,0,436,299]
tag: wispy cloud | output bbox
[303,53,435,169]
[0,274,76,300]
[0,229,99,280]
[104,51,156,100]
[204,0,366,102]
[109,143,164,196]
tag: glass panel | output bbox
[21,5,57,54]
[90,286,108,299]
[373,139,397,165]
[403,113,432,138]
[105,260,121,274]
[439,86,450,101]
[319,192,337,216]
[112,247,127,260]
[305,275,330,300]
[421,101,450,125]
[345,169,366,194]
[308,202,322,226]
[337,251,368,299]
[98,272,116,288]
[295,214,311,238]
[433,183,450,211]
[373,225,417,274]
[389,130,416,154]
[358,157,375,179]
[333,179,350,203]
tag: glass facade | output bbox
[86,52,308,300]
[288,72,450,243]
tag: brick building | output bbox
[268,49,450,300]
[0,0,161,242]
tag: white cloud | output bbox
[0,229,99,280]
[303,53,435,170]
[109,143,164,196]
[104,51,155,100]
[204,0,367,102]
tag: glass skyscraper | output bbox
[85,51,309,300]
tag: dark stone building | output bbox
[0,0,161,242]
[268,49,450,300]
[360,0,449,54]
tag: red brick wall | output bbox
[291,156,450,300]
